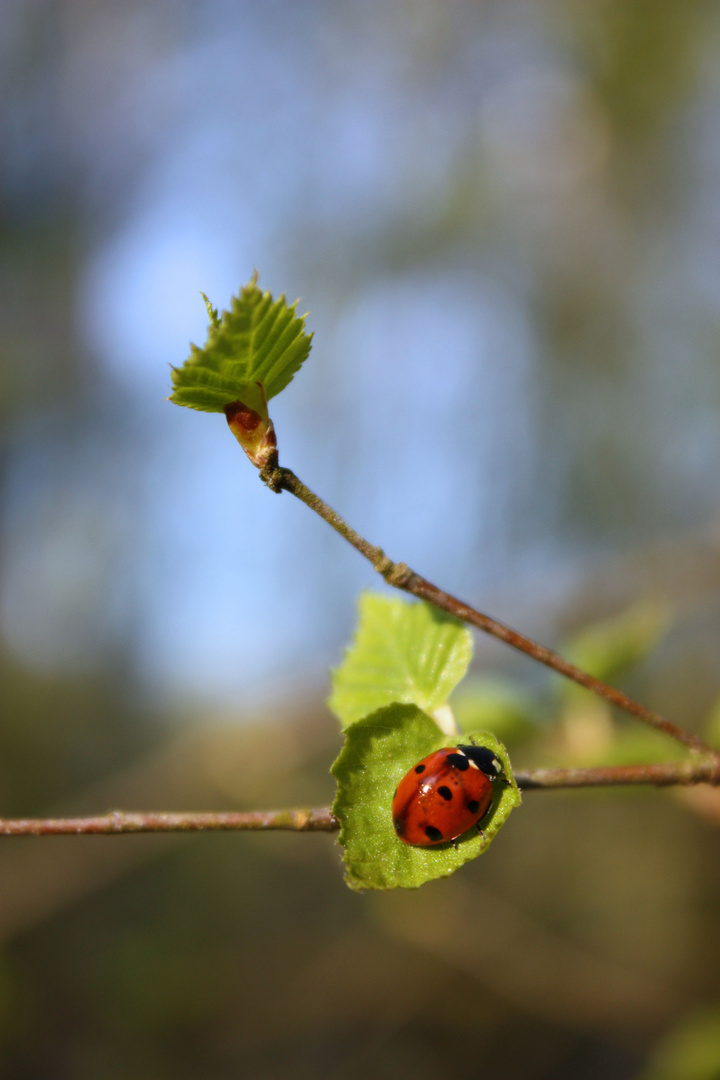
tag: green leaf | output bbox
[169,273,313,413]
[331,703,521,891]
[560,598,671,698]
[329,593,473,729]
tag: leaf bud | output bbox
[224,381,278,470]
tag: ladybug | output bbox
[392,744,504,847]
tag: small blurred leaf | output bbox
[328,594,473,729]
[451,676,538,742]
[331,703,521,891]
[169,273,313,413]
[561,598,671,697]
[640,1004,720,1080]
[554,711,685,768]
[705,695,720,749]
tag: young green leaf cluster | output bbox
[169,273,313,413]
[329,594,521,891]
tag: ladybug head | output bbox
[456,744,505,781]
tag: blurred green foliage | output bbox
[640,1005,720,1080]
[561,600,672,696]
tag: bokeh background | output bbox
[2,1,720,1077]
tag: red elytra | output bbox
[391,744,503,847]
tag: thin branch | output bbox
[515,757,720,789]
[267,465,717,757]
[0,808,337,837]
[2,759,718,837]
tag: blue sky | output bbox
[2,1,720,711]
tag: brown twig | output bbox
[1,759,718,837]
[0,808,337,837]
[266,465,717,757]
[514,758,720,789]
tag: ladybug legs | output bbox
[452,824,488,849]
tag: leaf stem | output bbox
[1,758,719,836]
[268,465,717,757]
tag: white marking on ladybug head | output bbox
[468,759,480,770]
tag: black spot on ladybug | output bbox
[445,753,469,771]
[425,825,444,842]
[467,800,480,815]
[438,786,453,801]
[394,817,404,837]
[414,764,426,774]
